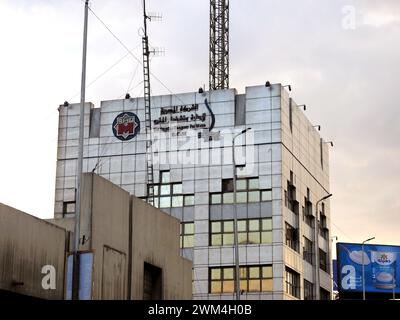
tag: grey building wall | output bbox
[53,83,331,300]
[0,203,68,300]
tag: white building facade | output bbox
[54,83,332,300]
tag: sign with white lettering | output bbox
[337,242,400,295]
[153,98,218,140]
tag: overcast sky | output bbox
[0,0,399,250]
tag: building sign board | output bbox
[337,242,400,295]
[112,112,140,141]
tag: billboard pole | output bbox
[361,237,375,300]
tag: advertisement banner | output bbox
[337,242,400,295]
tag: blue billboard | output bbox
[337,242,400,295]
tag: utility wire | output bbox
[87,5,187,106]
[67,50,137,102]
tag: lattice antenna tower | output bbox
[209,0,229,90]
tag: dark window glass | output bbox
[180,222,194,248]
[210,218,272,246]
[209,265,272,294]
[304,280,314,300]
[285,267,300,298]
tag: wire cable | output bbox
[87,5,187,106]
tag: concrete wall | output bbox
[50,173,191,300]
[131,196,192,299]
[85,173,130,299]
[0,203,67,299]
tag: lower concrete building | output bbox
[0,173,192,300]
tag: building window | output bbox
[285,222,299,252]
[319,249,328,272]
[210,218,272,246]
[285,267,300,298]
[303,188,314,227]
[210,177,272,205]
[303,236,314,265]
[63,201,75,217]
[304,280,314,300]
[285,171,299,214]
[320,288,331,300]
[143,262,162,300]
[147,171,194,208]
[319,203,329,239]
[180,222,194,248]
[209,265,273,294]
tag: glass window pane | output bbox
[223,280,234,293]
[261,279,273,291]
[160,185,170,195]
[237,220,247,232]
[223,193,233,204]
[172,195,183,207]
[262,218,272,230]
[185,223,194,235]
[184,195,194,206]
[240,267,247,279]
[236,179,247,190]
[211,281,221,293]
[236,192,247,203]
[261,231,272,244]
[211,221,221,233]
[262,266,273,278]
[249,267,260,278]
[248,191,260,202]
[224,268,234,280]
[154,197,159,208]
[161,171,170,183]
[240,280,247,292]
[248,232,260,244]
[222,179,234,192]
[211,194,221,204]
[248,178,259,189]
[223,221,234,232]
[249,219,260,231]
[159,196,170,208]
[183,235,193,248]
[211,269,221,280]
[153,185,159,196]
[248,279,260,291]
[211,234,222,246]
[262,190,272,201]
[238,232,247,244]
[223,233,234,245]
[173,184,182,194]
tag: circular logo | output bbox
[112,112,140,141]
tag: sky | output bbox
[0,0,399,251]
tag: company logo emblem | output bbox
[112,112,140,141]
[378,253,390,264]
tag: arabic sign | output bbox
[337,242,400,294]
[153,99,217,139]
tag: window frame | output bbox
[209,265,273,294]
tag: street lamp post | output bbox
[314,193,332,300]
[362,237,375,301]
[232,128,251,301]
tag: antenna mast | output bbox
[209,0,229,90]
[142,0,155,205]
